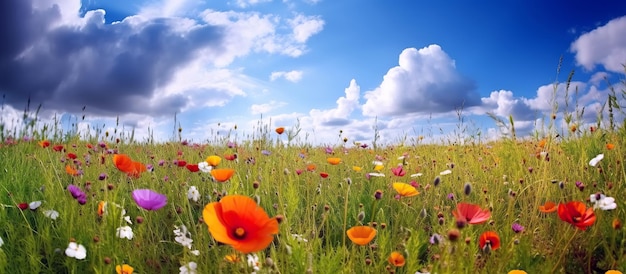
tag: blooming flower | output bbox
[206,155,221,167]
[391,165,406,176]
[388,251,406,267]
[557,201,596,230]
[132,189,168,211]
[247,254,261,271]
[590,194,617,210]
[65,242,87,259]
[211,168,235,182]
[511,222,524,233]
[116,226,134,240]
[539,201,557,213]
[186,164,200,172]
[478,231,501,252]
[346,226,377,246]
[187,186,200,202]
[29,201,42,210]
[203,195,279,253]
[327,157,341,165]
[113,154,146,178]
[508,270,528,274]
[174,225,194,249]
[179,262,197,274]
[452,203,491,225]
[392,182,419,197]
[275,127,285,135]
[116,264,134,274]
[440,169,452,175]
[589,153,604,167]
[43,209,59,220]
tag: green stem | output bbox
[551,229,579,273]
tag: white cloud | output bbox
[270,70,303,82]
[250,101,288,114]
[571,15,626,73]
[234,0,272,8]
[362,45,479,117]
[525,81,586,112]
[478,90,536,121]
[289,14,325,43]
[309,79,361,126]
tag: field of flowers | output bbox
[0,114,625,273]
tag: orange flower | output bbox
[203,195,279,253]
[478,231,500,251]
[508,270,528,274]
[539,201,557,213]
[97,201,106,217]
[113,154,146,178]
[224,154,237,161]
[211,168,235,182]
[606,143,615,150]
[537,139,547,148]
[115,264,134,274]
[606,270,623,274]
[452,203,491,225]
[65,165,79,176]
[557,201,596,230]
[224,254,241,263]
[275,127,285,135]
[613,218,622,230]
[38,140,50,148]
[306,163,316,171]
[327,157,341,165]
[392,182,419,197]
[206,155,222,166]
[388,251,405,267]
[346,226,376,246]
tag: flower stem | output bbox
[550,229,578,273]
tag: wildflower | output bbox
[429,233,443,245]
[373,164,384,171]
[186,164,200,172]
[97,201,107,217]
[176,160,188,167]
[116,226,134,240]
[306,164,316,171]
[452,203,491,225]
[29,201,42,210]
[508,270,528,274]
[511,223,524,233]
[410,173,423,177]
[179,261,197,274]
[557,201,596,230]
[606,143,615,150]
[440,169,452,175]
[0,236,3,247]
[98,173,108,180]
[538,201,557,214]
[589,154,604,167]
[67,184,85,199]
[65,242,87,259]
[65,165,80,176]
[53,145,64,152]
[352,166,362,172]
[346,226,377,246]
[132,189,168,211]
[367,172,385,178]
[261,150,271,156]
[464,182,472,195]
[174,225,194,249]
[590,194,617,210]
[392,182,419,197]
[203,195,279,253]
[116,264,134,274]
[211,168,235,182]
[224,153,237,161]
[391,165,406,176]
[38,140,50,148]
[320,172,329,178]
[43,209,59,220]
[113,154,146,177]
[17,202,28,210]
[478,231,500,252]
[275,127,285,134]
[187,186,200,202]
[327,158,342,165]
[388,251,405,267]
[613,218,622,230]
[325,146,334,154]
[605,271,623,274]
[206,156,221,166]
[224,254,240,263]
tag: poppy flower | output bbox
[478,231,500,252]
[67,153,77,160]
[539,201,557,213]
[388,251,406,267]
[132,189,168,211]
[224,154,237,161]
[186,164,200,172]
[346,226,376,246]
[306,164,316,171]
[65,165,79,176]
[176,160,187,167]
[211,168,235,182]
[116,264,134,274]
[202,195,279,253]
[327,158,341,165]
[275,127,285,135]
[206,155,222,166]
[391,166,406,177]
[452,203,491,225]
[508,270,528,274]
[113,154,146,178]
[557,201,596,230]
[392,182,419,197]
[319,172,329,178]
[606,143,615,150]
[97,201,107,217]
[38,140,50,148]
[53,145,64,152]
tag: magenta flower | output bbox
[132,189,167,211]
[391,165,406,176]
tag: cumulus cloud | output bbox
[571,15,626,73]
[270,70,303,82]
[250,101,287,114]
[362,45,479,117]
[480,90,537,121]
[309,79,361,126]
[289,14,324,43]
[525,81,586,112]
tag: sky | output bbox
[1,0,626,146]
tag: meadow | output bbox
[0,77,625,274]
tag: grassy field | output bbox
[1,81,625,273]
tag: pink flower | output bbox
[391,165,406,177]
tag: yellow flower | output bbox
[206,155,221,167]
[116,264,134,274]
[373,165,384,171]
[392,182,419,197]
[508,271,528,274]
[352,166,362,172]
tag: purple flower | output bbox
[261,150,271,156]
[430,233,443,245]
[132,189,167,211]
[511,222,524,233]
[146,164,154,172]
[67,185,83,199]
[325,146,333,154]
[158,160,165,166]
[98,173,108,180]
[447,193,455,200]
[227,141,236,148]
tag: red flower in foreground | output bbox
[186,164,199,172]
[452,203,491,225]
[557,201,596,230]
[479,231,500,252]
[203,195,279,253]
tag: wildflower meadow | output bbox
[1,77,626,274]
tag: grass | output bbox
[1,73,625,274]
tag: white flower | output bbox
[589,154,604,167]
[410,173,423,177]
[198,162,212,173]
[247,254,261,271]
[0,236,4,247]
[174,225,193,249]
[367,173,385,177]
[590,194,617,210]
[291,234,309,243]
[43,209,59,220]
[116,226,134,240]
[190,250,200,256]
[372,161,383,166]
[179,261,197,274]
[440,169,452,175]
[29,201,42,210]
[123,215,133,225]
[187,186,200,202]
[65,242,87,259]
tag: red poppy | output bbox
[557,201,596,230]
[388,251,406,267]
[203,195,279,253]
[478,231,500,251]
[186,164,200,172]
[38,140,50,148]
[67,153,77,160]
[53,145,64,152]
[452,203,491,225]
[320,172,329,178]
[176,160,187,167]
[275,127,285,135]
[113,154,146,178]
[224,154,237,161]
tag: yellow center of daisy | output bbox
[234,227,246,239]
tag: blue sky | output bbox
[1,0,626,145]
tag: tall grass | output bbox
[0,71,625,273]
